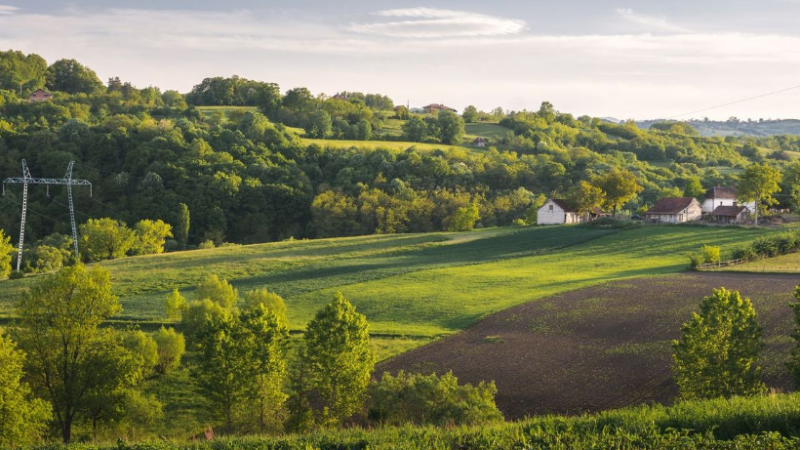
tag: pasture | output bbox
[0,224,778,341]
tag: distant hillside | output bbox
[638,119,800,137]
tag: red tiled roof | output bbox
[705,186,736,199]
[712,205,748,217]
[646,197,697,215]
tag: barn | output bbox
[645,197,702,224]
[712,205,750,224]
[537,199,581,225]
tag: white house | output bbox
[702,186,755,214]
[537,199,581,225]
[645,197,702,223]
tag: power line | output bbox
[667,83,800,119]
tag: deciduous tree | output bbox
[132,219,173,255]
[80,218,136,261]
[672,287,764,400]
[0,229,13,278]
[737,163,782,226]
[593,169,643,214]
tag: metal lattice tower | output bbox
[3,160,92,271]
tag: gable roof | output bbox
[646,197,697,215]
[29,88,51,96]
[547,198,576,213]
[705,186,736,199]
[422,103,456,111]
[712,205,749,217]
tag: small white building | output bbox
[702,186,755,214]
[645,197,702,224]
[537,199,581,225]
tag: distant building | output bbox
[472,137,487,147]
[645,197,702,223]
[28,88,52,103]
[537,199,581,225]
[702,186,755,213]
[712,205,750,224]
[422,103,457,114]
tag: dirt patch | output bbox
[378,272,798,419]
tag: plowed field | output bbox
[379,272,798,418]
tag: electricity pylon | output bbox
[2,160,92,271]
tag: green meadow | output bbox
[0,224,777,343]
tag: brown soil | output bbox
[378,272,798,419]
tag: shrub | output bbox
[153,327,185,374]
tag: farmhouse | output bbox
[28,88,52,103]
[537,199,581,225]
[712,205,750,224]
[645,197,702,223]
[422,103,457,114]
[472,137,487,147]
[702,186,755,213]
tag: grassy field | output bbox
[298,137,475,153]
[722,252,800,273]
[464,122,509,142]
[0,224,780,338]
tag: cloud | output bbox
[0,5,18,15]
[616,8,690,33]
[346,7,525,38]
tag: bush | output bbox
[153,327,185,374]
[733,229,800,262]
[367,371,503,426]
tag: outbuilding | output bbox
[645,197,702,223]
[537,199,581,225]
[712,205,750,224]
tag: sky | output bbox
[1,0,800,120]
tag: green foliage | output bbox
[175,203,190,250]
[195,274,238,308]
[300,292,374,426]
[462,105,479,123]
[733,229,800,262]
[684,176,705,199]
[0,50,47,93]
[46,58,103,94]
[153,327,185,374]
[367,371,502,426]
[0,229,13,278]
[241,289,288,325]
[131,219,173,255]
[0,328,51,447]
[701,245,721,264]
[305,109,332,138]
[123,330,159,378]
[447,202,480,231]
[80,218,136,261]
[165,288,187,320]
[672,287,765,400]
[14,264,141,443]
[593,168,644,213]
[568,180,606,214]
[438,110,465,144]
[737,163,782,225]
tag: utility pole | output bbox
[3,160,92,271]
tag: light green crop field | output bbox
[0,224,778,345]
[464,122,509,141]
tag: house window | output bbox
[549,205,553,211]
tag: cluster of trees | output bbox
[401,110,466,144]
[0,267,501,442]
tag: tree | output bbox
[737,163,782,226]
[153,327,185,374]
[196,274,238,308]
[80,218,136,261]
[0,229,13,278]
[447,202,480,231]
[175,203,191,250]
[132,219,173,255]
[15,264,136,442]
[301,292,374,426]
[438,110,465,145]
[683,176,705,199]
[402,116,429,142]
[305,109,332,139]
[567,180,606,215]
[672,287,764,400]
[0,329,51,447]
[462,105,479,123]
[165,288,188,320]
[46,59,103,94]
[241,289,288,325]
[593,169,643,214]
[394,105,409,120]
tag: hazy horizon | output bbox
[2,0,800,120]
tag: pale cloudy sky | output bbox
[2,0,800,119]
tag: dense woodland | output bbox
[4,49,800,255]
